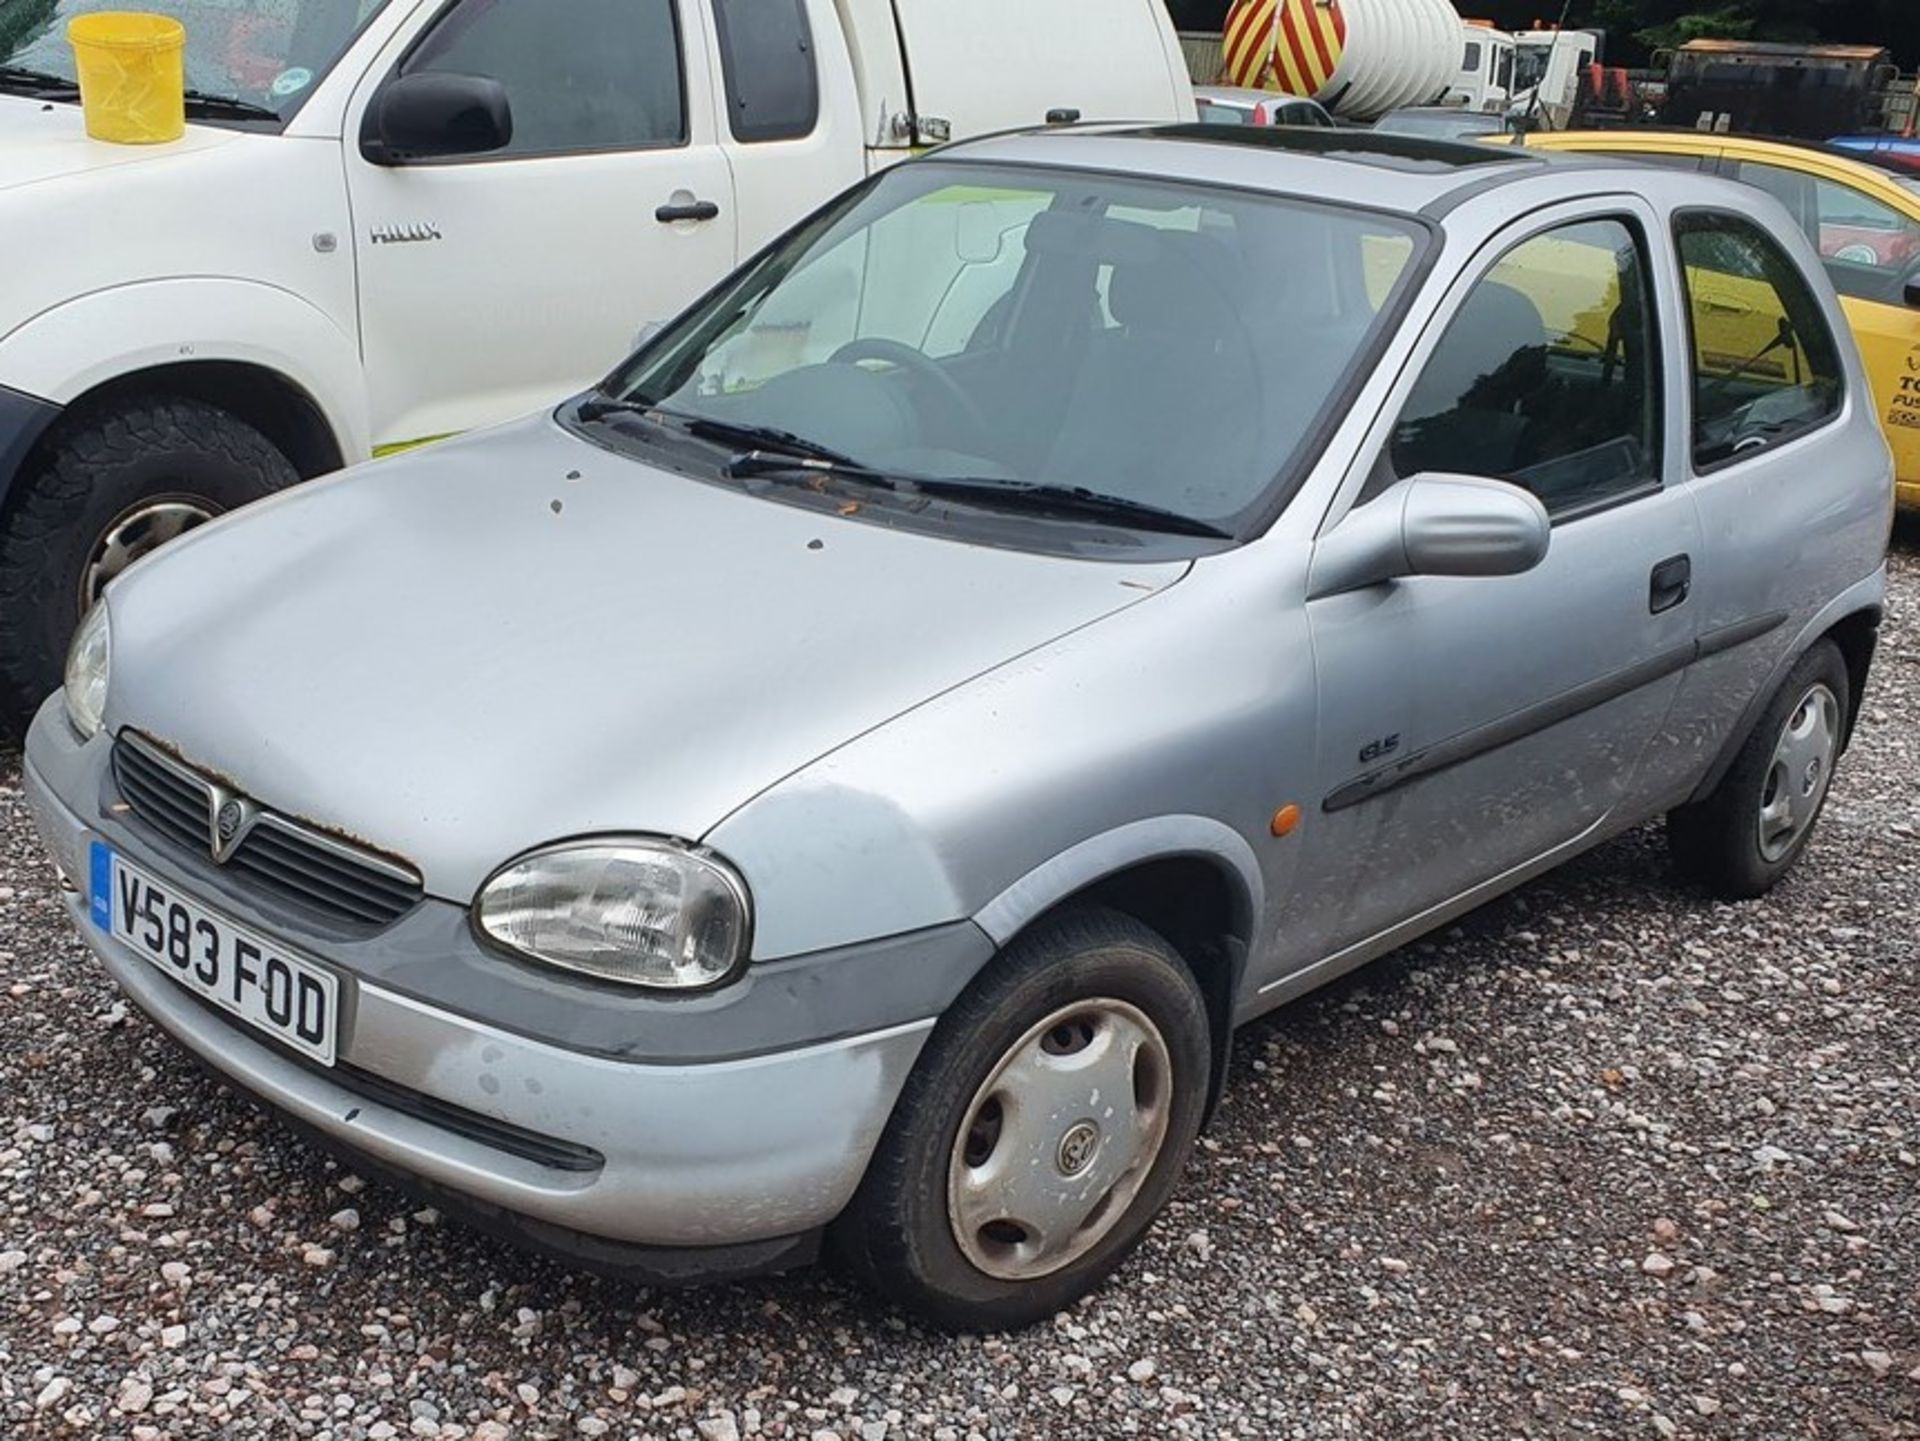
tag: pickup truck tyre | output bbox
[0,397,298,738]
[834,906,1209,1330]
[1668,639,1850,900]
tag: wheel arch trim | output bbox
[972,816,1264,954]
[0,278,369,484]
[1687,569,1887,806]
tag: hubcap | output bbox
[947,998,1173,1281]
[80,498,217,611]
[1757,681,1840,863]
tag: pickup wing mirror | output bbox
[362,73,512,165]
[1307,473,1550,600]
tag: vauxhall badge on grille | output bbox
[208,788,258,864]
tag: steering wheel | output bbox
[829,337,988,437]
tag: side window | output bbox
[1674,211,1845,469]
[1462,41,1482,75]
[1390,218,1663,517]
[404,0,684,158]
[1733,160,1814,236]
[1812,178,1920,306]
[711,0,819,143]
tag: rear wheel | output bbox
[0,397,298,737]
[835,907,1210,1330]
[1668,639,1850,900]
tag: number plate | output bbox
[90,841,339,1065]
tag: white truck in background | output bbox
[0,0,1195,731]
[1510,26,1602,129]
[1211,1,1597,129]
[1450,20,1601,125]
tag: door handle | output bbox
[1650,553,1692,614]
[655,199,720,224]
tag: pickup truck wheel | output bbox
[834,907,1209,1330]
[1668,639,1850,900]
[0,398,298,738]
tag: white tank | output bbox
[1221,0,1463,122]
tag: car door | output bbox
[1724,155,1920,496]
[1290,202,1703,960]
[344,0,738,450]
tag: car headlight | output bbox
[63,601,111,740]
[475,839,751,990]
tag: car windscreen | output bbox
[600,161,1428,539]
[0,0,385,121]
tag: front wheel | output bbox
[1668,639,1851,900]
[834,907,1211,1330]
[0,397,298,737]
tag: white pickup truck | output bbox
[0,0,1193,731]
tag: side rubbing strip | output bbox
[1697,610,1788,660]
[1322,611,1788,814]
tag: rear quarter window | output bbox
[710,0,819,143]
[1673,210,1846,470]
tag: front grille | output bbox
[112,733,424,927]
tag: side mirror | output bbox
[1308,473,1550,600]
[362,73,511,164]
[1905,276,1920,310]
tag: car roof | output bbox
[1520,128,1920,209]
[939,124,1615,218]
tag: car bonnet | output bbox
[100,415,1190,902]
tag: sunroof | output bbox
[1136,124,1540,173]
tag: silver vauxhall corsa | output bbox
[24,128,1891,1328]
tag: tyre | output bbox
[0,397,298,738]
[1668,639,1850,901]
[835,906,1211,1330]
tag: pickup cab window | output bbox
[404,0,684,157]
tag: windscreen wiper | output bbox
[182,89,281,121]
[0,65,79,99]
[661,414,875,473]
[908,479,1233,539]
[571,399,883,481]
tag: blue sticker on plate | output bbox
[89,840,111,930]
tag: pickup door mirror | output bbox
[362,73,512,164]
[1308,473,1551,600]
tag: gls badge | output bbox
[1358,733,1401,766]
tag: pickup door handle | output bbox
[656,199,720,224]
[1650,553,1692,614]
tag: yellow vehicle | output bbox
[1509,130,1920,507]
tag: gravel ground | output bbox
[1,527,1915,1441]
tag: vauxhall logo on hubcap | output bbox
[1056,1120,1101,1178]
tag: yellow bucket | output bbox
[68,12,187,145]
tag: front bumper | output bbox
[24,700,986,1276]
